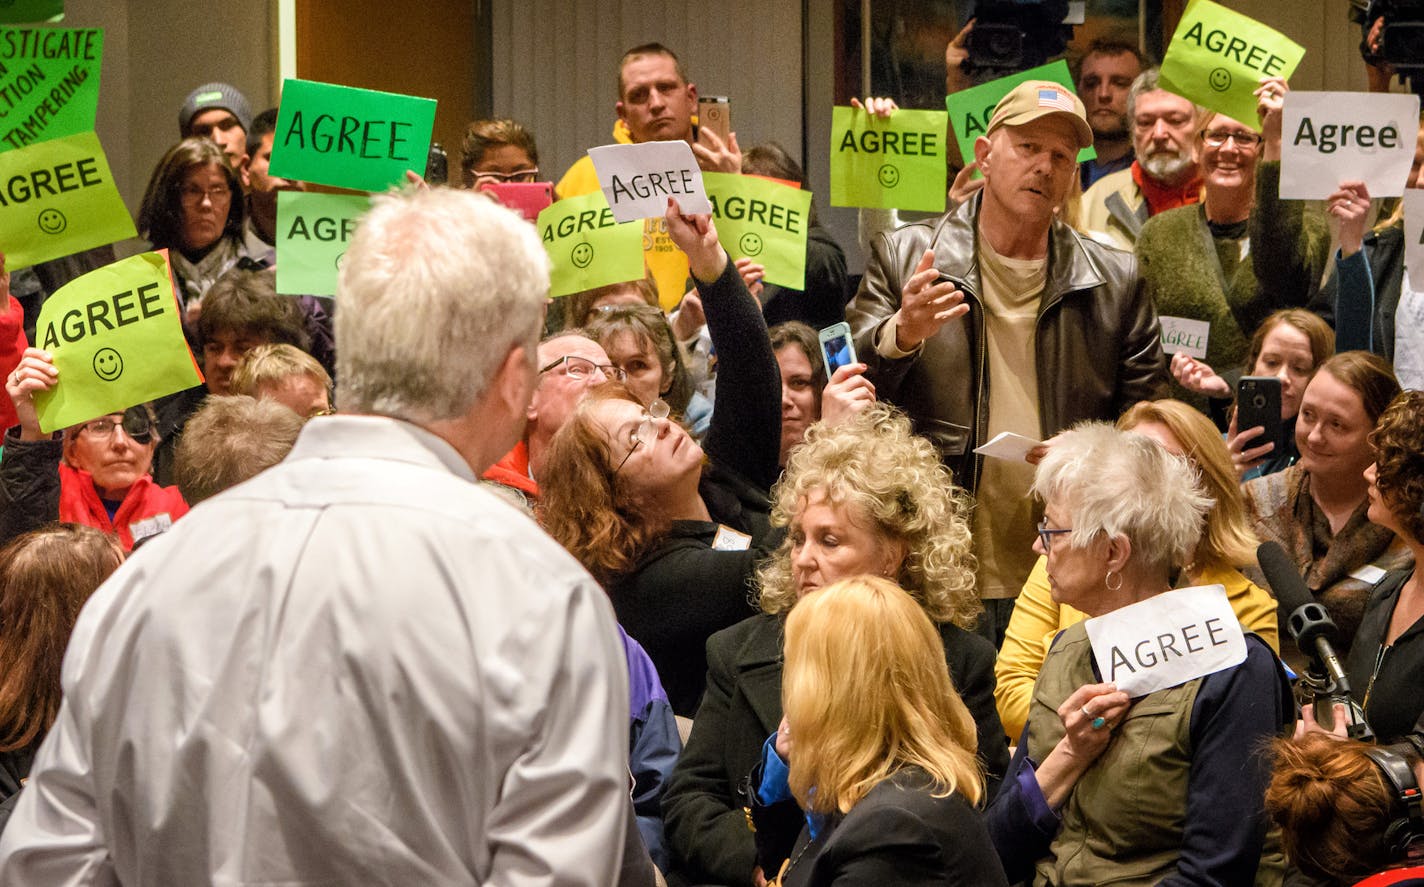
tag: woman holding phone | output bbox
[1172,307,1335,480]
[1242,351,1411,664]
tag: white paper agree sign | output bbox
[1084,584,1246,697]
[587,140,712,223]
[1159,315,1210,359]
[1281,91,1420,200]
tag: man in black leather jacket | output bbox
[847,80,1167,644]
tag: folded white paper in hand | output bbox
[973,431,1042,462]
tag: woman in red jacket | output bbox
[3,347,187,550]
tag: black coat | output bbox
[608,259,784,719]
[754,767,1010,887]
[663,612,1009,887]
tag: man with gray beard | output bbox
[1080,68,1202,251]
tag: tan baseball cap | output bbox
[985,80,1094,149]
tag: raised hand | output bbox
[734,257,765,303]
[1170,351,1231,398]
[692,127,742,174]
[665,197,727,284]
[1326,180,1371,258]
[849,96,899,119]
[1254,76,1289,161]
[1226,408,1275,479]
[6,347,58,441]
[820,363,876,427]
[893,249,966,351]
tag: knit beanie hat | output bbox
[179,83,253,137]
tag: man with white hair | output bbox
[0,189,632,884]
[1081,68,1202,250]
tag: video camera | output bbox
[965,0,1075,83]
[1356,0,1424,96]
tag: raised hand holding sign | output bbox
[32,251,201,433]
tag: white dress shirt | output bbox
[0,415,630,886]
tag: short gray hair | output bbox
[335,188,549,422]
[1032,422,1211,577]
[175,395,303,505]
[1126,67,1202,124]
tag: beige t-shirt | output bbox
[971,237,1046,600]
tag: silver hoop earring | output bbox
[1104,570,1123,592]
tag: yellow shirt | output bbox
[556,123,691,313]
[993,556,1282,741]
[971,237,1046,600]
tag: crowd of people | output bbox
[0,13,1421,886]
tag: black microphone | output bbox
[1257,541,1373,739]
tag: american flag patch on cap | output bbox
[1037,88,1075,112]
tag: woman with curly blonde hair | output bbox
[663,404,1007,887]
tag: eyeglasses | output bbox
[474,168,540,184]
[614,399,671,475]
[77,407,155,445]
[180,184,231,205]
[539,354,627,382]
[1037,518,1072,551]
[1199,129,1263,149]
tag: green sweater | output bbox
[1136,162,1329,394]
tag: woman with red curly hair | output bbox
[1343,389,1424,743]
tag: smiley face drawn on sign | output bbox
[1208,68,1232,93]
[37,208,67,235]
[92,347,124,381]
[739,232,764,256]
[571,242,595,269]
[877,163,901,188]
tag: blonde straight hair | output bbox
[782,576,983,815]
[1118,399,1258,570]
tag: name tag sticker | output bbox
[587,140,712,223]
[1159,315,1210,359]
[1350,564,1387,585]
[711,524,752,552]
[1085,584,1246,698]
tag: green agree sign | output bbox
[945,61,1095,168]
[1160,0,1304,131]
[33,251,202,433]
[704,172,812,290]
[537,190,644,298]
[275,190,371,296]
[268,78,436,192]
[0,27,102,151]
[0,129,136,271]
[0,0,63,24]
[829,106,948,212]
